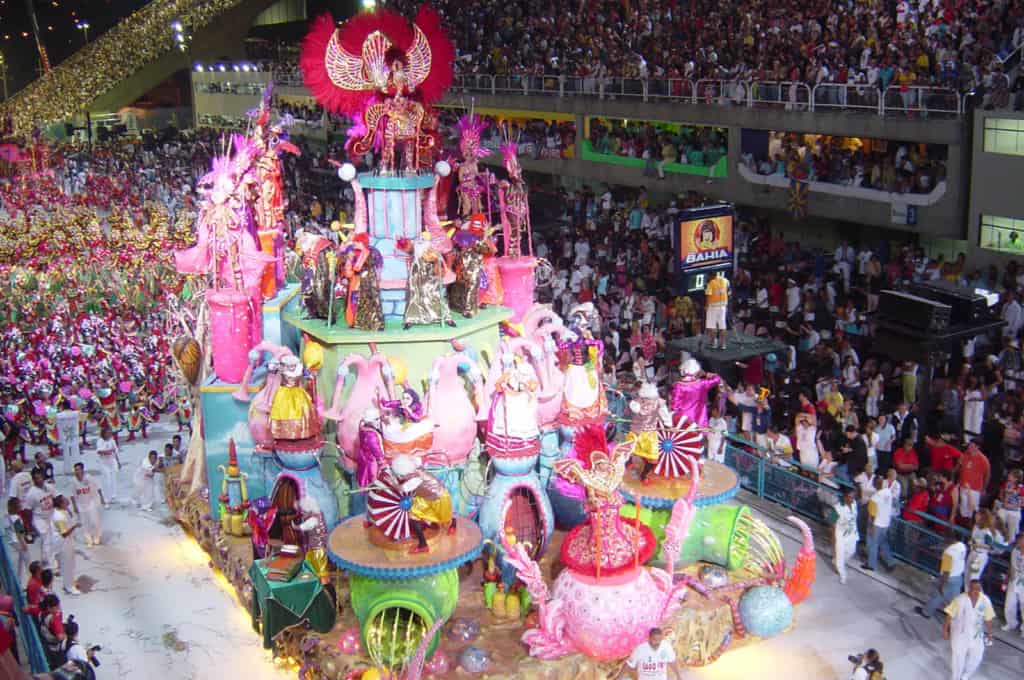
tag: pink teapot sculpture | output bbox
[324,350,390,472]
[423,350,485,467]
[502,446,700,662]
[232,341,324,449]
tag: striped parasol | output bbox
[366,477,415,541]
[654,412,704,478]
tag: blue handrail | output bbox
[0,539,48,673]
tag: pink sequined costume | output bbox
[670,373,721,427]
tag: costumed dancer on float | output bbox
[385,454,455,555]
[487,353,541,452]
[455,112,490,218]
[449,214,495,318]
[402,232,456,330]
[557,303,606,425]
[628,381,672,485]
[356,407,385,489]
[269,354,320,441]
[553,426,645,574]
[299,6,455,175]
[670,357,721,427]
[704,271,730,350]
[340,232,384,331]
[497,131,531,260]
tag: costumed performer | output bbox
[557,302,606,425]
[388,454,455,555]
[269,355,320,441]
[449,214,495,318]
[402,232,455,330]
[670,358,721,427]
[628,381,672,484]
[340,232,384,331]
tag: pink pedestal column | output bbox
[497,256,537,323]
[208,289,258,383]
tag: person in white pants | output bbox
[95,428,122,505]
[5,497,31,582]
[23,470,56,568]
[830,488,859,584]
[1002,534,1024,636]
[50,495,81,595]
[965,510,1002,589]
[133,450,159,511]
[997,469,1023,543]
[70,463,104,546]
[943,580,995,680]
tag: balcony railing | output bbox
[446,74,963,117]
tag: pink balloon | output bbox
[337,627,362,655]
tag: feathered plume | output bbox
[572,423,609,470]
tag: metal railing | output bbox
[447,74,963,117]
[722,435,1009,606]
[0,539,48,673]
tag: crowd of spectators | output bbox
[587,118,727,173]
[530,179,1022,609]
[393,0,1023,101]
[741,132,948,194]
[0,0,249,134]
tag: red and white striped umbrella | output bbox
[654,412,704,478]
[366,477,415,542]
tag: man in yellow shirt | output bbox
[704,272,730,350]
[943,579,995,680]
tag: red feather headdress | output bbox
[300,6,454,117]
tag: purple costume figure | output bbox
[356,407,385,488]
[379,385,426,424]
[670,358,721,427]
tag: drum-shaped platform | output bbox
[620,460,740,509]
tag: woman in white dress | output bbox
[963,376,985,437]
[794,412,822,468]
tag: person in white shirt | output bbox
[95,428,122,504]
[70,463,104,547]
[24,470,56,568]
[863,476,895,571]
[573,238,590,266]
[617,627,682,680]
[884,469,902,514]
[943,580,995,680]
[764,426,794,462]
[1002,534,1024,635]
[1002,290,1023,338]
[831,488,859,584]
[133,450,160,511]
[874,413,896,475]
[918,539,968,619]
[785,279,801,315]
[706,406,728,463]
[794,413,822,468]
[51,495,81,595]
[5,497,30,582]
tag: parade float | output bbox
[159,4,819,680]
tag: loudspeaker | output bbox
[877,290,951,333]
[907,281,990,328]
[96,126,110,142]
[64,123,74,137]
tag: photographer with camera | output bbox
[52,615,101,680]
[848,648,884,680]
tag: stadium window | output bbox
[983,118,1024,156]
[978,214,1024,252]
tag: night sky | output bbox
[0,0,360,95]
